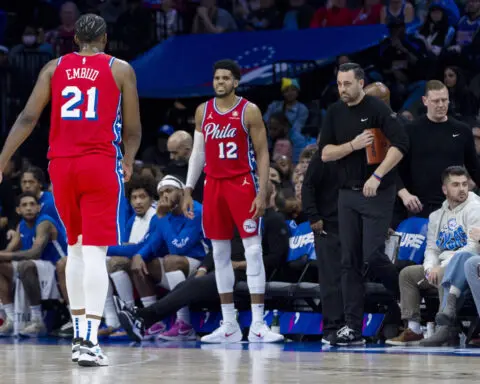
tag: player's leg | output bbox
[55,257,69,307]
[200,177,241,344]
[229,174,283,343]
[0,261,15,335]
[108,257,135,307]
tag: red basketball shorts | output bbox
[48,154,125,246]
[202,173,261,240]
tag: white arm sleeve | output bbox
[186,130,205,190]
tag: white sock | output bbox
[251,303,264,324]
[449,285,461,298]
[104,282,120,328]
[221,303,237,324]
[164,270,190,323]
[408,320,422,334]
[85,318,101,345]
[66,239,86,339]
[30,305,42,322]
[110,270,135,306]
[72,315,86,340]
[141,296,156,308]
[3,303,14,321]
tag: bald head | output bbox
[364,82,390,106]
[167,131,193,162]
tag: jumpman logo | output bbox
[207,113,213,119]
[242,177,250,186]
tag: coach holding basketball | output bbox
[319,63,409,346]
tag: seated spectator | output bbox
[447,0,480,53]
[153,0,184,41]
[45,1,79,56]
[116,181,289,342]
[273,154,295,196]
[267,112,290,154]
[352,0,382,25]
[245,0,282,30]
[283,0,315,30]
[310,0,353,28]
[386,166,480,346]
[192,0,238,33]
[444,66,479,121]
[416,4,456,56]
[380,0,415,25]
[0,192,68,337]
[9,25,53,56]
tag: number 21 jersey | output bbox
[49,53,122,160]
[202,97,257,179]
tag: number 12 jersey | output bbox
[49,52,122,160]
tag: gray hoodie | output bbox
[424,192,480,272]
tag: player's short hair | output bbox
[22,166,46,186]
[441,166,468,184]
[425,80,447,96]
[338,63,365,81]
[74,13,107,43]
[213,59,241,81]
[17,191,38,207]
[126,175,157,201]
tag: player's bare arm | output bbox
[183,103,206,218]
[0,221,52,262]
[0,59,56,177]
[4,225,21,252]
[246,102,269,219]
[112,59,142,182]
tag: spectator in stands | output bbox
[416,4,456,56]
[99,0,126,23]
[352,0,382,25]
[9,25,53,56]
[444,66,479,121]
[116,180,289,342]
[140,164,163,185]
[153,0,184,41]
[387,166,480,346]
[245,0,282,31]
[267,112,290,155]
[472,120,480,156]
[141,125,173,168]
[397,81,480,219]
[448,0,480,53]
[0,192,67,337]
[283,0,315,29]
[45,1,79,56]
[269,165,282,185]
[192,0,238,33]
[310,0,353,28]
[380,0,415,25]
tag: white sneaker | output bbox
[0,318,13,337]
[72,338,82,362]
[200,321,242,344]
[77,341,109,367]
[248,321,284,343]
[19,319,47,337]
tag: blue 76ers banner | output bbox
[395,217,429,265]
[131,25,388,98]
[286,221,316,262]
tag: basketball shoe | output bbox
[200,321,243,344]
[334,326,366,346]
[157,319,197,341]
[71,337,82,362]
[118,306,145,343]
[19,319,47,337]
[248,321,284,343]
[77,340,109,367]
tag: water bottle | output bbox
[271,310,280,334]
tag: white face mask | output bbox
[22,35,36,46]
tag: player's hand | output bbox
[351,131,374,150]
[310,220,324,235]
[426,266,442,286]
[182,193,194,219]
[158,194,173,216]
[122,161,133,183]
[250,194,266,220]
[363,175,380,197]
[469,227,480,242]
[400,191,423,213]
[131,255,148,277]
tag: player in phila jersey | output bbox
[183,59,283,343]
[0,14,141,366]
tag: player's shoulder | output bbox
[244,100,262,117]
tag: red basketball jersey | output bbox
[49,53,122,160]
[202,97,256,179]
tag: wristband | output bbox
[373,173,382,182]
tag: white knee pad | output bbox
[242,236,265,294]
[212,240,234,294]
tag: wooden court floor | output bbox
[1,339,479,384]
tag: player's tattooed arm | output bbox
[0,221,52,261]
[0,59,56,173]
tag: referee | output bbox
[319,63,409,346]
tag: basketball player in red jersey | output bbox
[0,14,141,365]
[183,60,283,343]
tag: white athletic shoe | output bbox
[0,318,14,337]
[19,319,47,337]
[200,321,242,344]
[248,321,284,343]
[71,338,82,362]
[77,340,109,367]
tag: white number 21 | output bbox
[219,142,238,159]
[61,86,98,120]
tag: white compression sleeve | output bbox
[186,130,205,190]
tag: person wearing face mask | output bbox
[9,26,53,56]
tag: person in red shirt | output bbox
[310,0,353,28]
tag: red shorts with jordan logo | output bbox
[202,173,260,240]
